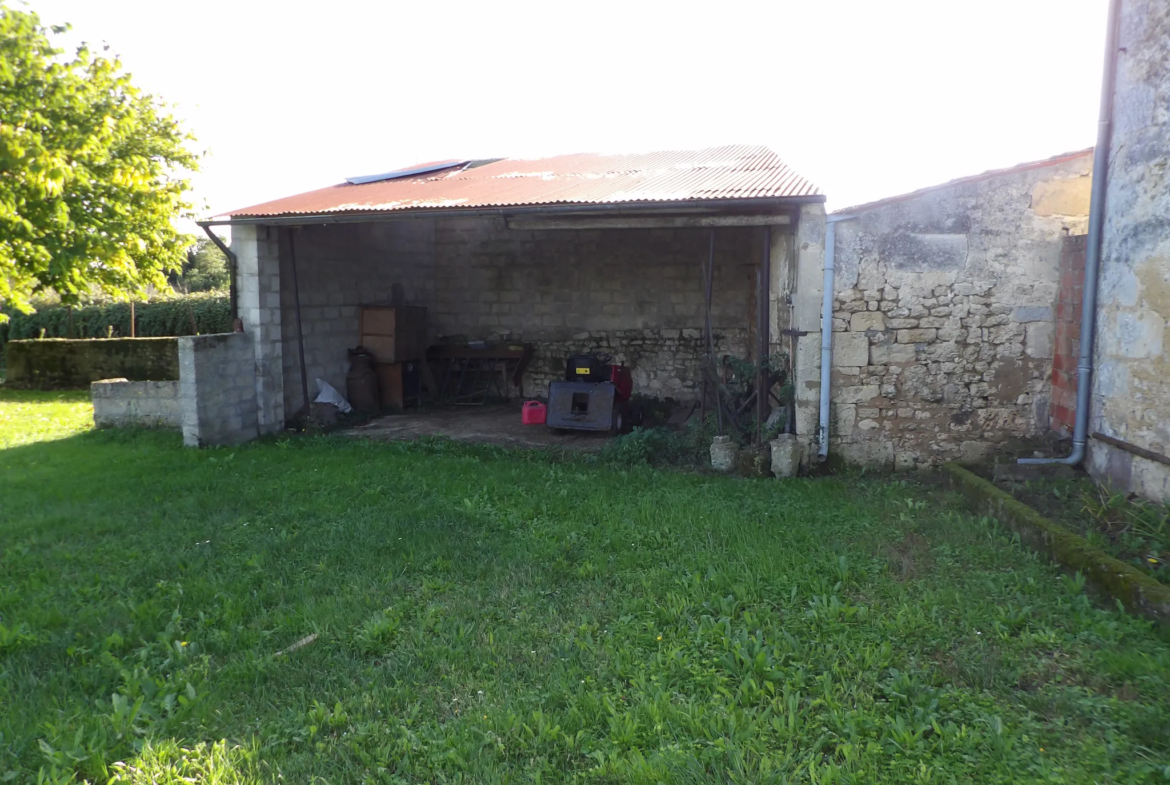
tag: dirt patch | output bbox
[343,404,614,453]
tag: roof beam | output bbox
[506,214,791,231]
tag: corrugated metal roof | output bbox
[219,145,822,220]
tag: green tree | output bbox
[0,3,199,322]
[173,237,229,293]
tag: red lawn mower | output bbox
[546,354,641,433]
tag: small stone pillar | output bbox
[710,435,735,471]
[771,434,800,478]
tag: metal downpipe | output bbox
[1020,0,1121,466]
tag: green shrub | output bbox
[602,416,722,467]
[0,293,230,351]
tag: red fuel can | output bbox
[522,400,547,425]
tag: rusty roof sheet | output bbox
[219,145,822,219]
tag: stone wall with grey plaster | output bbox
[1087,0,1170,501]
[274,217,766,410]
[828,151,1093,468]
[178,333,259,447]
[91,379,180,429]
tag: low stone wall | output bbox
[945,463,1170,624]
[91,379,181,429]
[178,333,259,447]
[520,328,748,399]
[5,338,179,388]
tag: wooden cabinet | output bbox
[359,306,426,363]
[374,361,421,409]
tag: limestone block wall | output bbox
[178,333,259,447]
[1087,0,1170,501]
[276,217,763,409]
[829,151,1093,468]
[91,379,181,429]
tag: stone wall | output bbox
[178,333,259,447]
[828,151,1093,468]
[5,338,178,388]
[1087,0,1170,501]
[91,379,181,429]
[274,217,765,409]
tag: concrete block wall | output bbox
[91,379,181,429]
[178,333,259,447]
[276,217,763,408]
[1087,0,1170,502]
[277,221,435,414]
[828,151,1093,469]
[235,225,284,433]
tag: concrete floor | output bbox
[342,404,613,452]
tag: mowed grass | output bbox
[1,390,1169,783]
[0,388,92,448]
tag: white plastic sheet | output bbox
[313,378,352,413]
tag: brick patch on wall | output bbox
[1050,234,1086,434]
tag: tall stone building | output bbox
[1087,0,1170,501]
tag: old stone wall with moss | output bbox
[828,151,1093,469]
[1087,0,1170,503]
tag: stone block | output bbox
[850,312,887,332]
[1012,305,1052,323]
[1031,175,1091,216]
[869,343,917,364]
[833,384,880,404]
[770,435,800,478]
[833,332,870,367]
[836,439,895,470]
[897,328,937,343]
[833,403,857,434]
[1025,322,1054,359]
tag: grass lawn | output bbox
[1,390,1169,784]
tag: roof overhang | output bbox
[199,195,826,228]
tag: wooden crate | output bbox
[359,306,426,363]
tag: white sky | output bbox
[31,0,1108,219]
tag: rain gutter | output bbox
[818,214,858,460]
[1019,0,1121,466]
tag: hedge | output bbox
[0,293,230,352]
